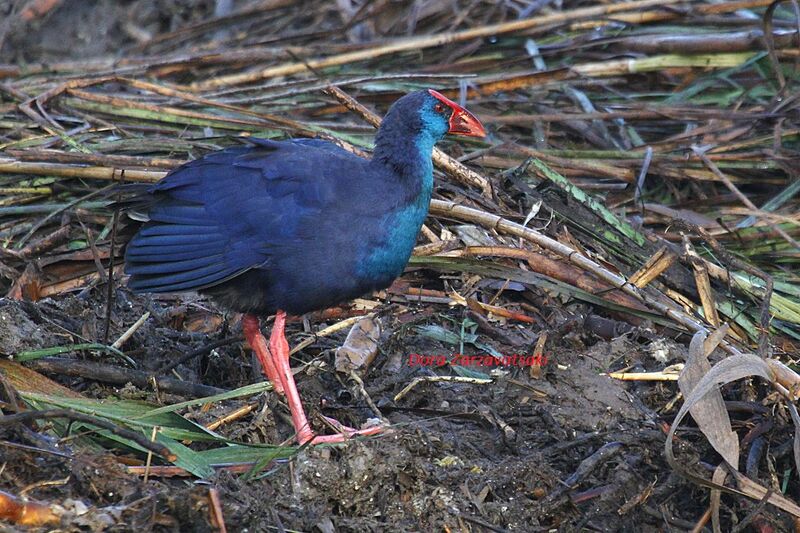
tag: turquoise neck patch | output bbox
[356,184,432,281]
[357,143,435,281]
[356,99,446,281]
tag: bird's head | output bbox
[419,89,486,139]
[372,89,486,171]
[380,89,486,144]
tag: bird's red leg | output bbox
[269,310,386,445]
[242,314,284,394]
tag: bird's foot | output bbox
[245,311,390,446]
[297,416,389,445]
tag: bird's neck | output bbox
[355,124,437,283]
[370,125,437,200]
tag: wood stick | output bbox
[28,357,226,397]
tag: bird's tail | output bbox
[103,183,155,252]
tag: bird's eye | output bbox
[434,103,445,113]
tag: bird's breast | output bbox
[355,191,431,287]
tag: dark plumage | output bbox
[124,89,485,444]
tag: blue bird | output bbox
[125,90,485,444]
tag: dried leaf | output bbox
[730,469,800,517]
[710,465,727,533]
[335,315,381,373]
[183,311,224,334]
[0,359,83,398]
[667,342,800,517]
[678,329,738,468]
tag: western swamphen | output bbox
[124,90,486,444]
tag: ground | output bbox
[1,292,714,531]
[1,0,798,531]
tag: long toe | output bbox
[301,418,389,445]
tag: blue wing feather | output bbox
[125,138,371,297]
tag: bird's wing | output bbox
[125,139,367,293]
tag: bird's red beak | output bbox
[428,89,487,138]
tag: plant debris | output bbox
[1,0,799,530]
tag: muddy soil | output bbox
[0,0,217,63]
[1,291,716,532]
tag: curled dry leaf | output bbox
[334,315,381,374]
[678,326,738,468]
[667,328,800,518]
